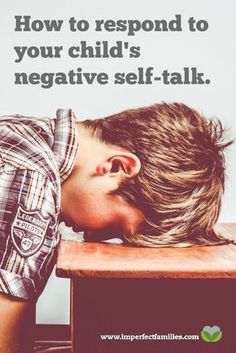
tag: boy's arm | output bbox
[0,293,31,353]
[0,169,59,352]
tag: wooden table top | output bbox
[56,223,236,279]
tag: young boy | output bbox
[0,102,232,352]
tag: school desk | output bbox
[56,223,236,353]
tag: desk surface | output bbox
[56,223,236,279]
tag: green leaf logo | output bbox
[201,325,222,343]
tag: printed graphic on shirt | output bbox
[11,205,50,257]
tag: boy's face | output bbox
[60,124,143,241]
[60,170,144,241]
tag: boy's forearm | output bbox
[0,293,31,353]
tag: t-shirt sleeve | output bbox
[0,165,60,302]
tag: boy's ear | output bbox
[96,152,141,180]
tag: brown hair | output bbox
[83,103,233,247]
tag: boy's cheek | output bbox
[83,229,121,242]
[83,230,110,242]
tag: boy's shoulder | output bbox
[0,113,56,177]
[0,109,78,182]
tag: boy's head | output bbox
[61,102,233,247]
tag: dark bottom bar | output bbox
[71,278,236,353]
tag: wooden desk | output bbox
[56,224,236,353]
